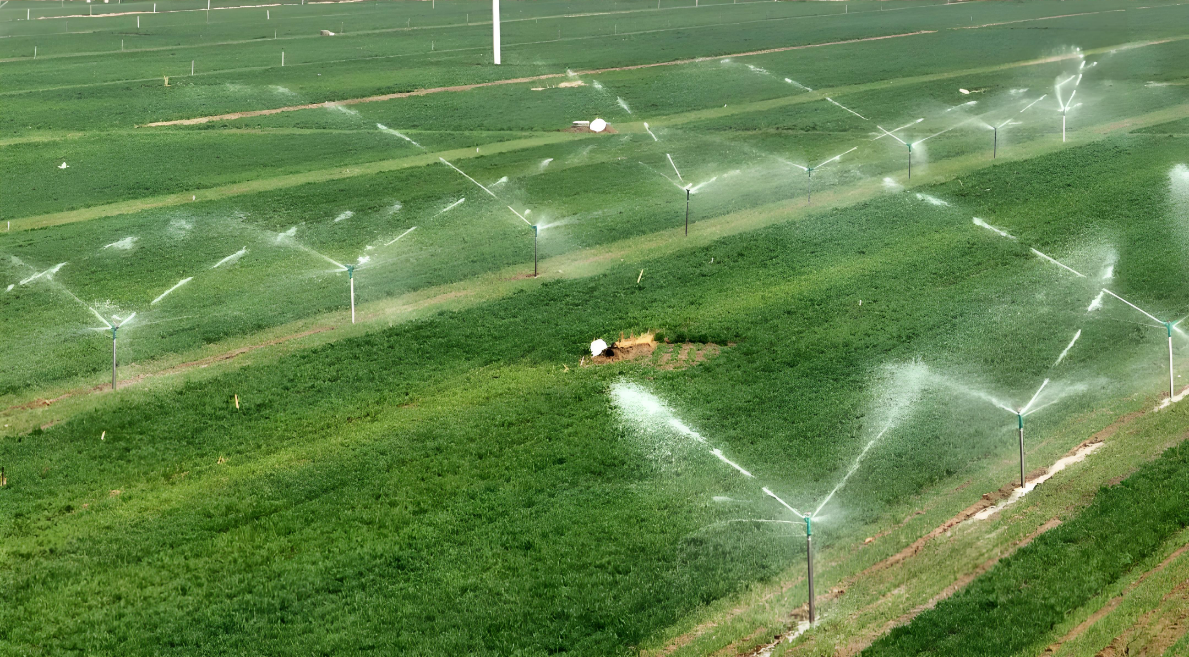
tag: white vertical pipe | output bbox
[492,0,501,64]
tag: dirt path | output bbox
[140,31,936,127]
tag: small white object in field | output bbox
[590,339,608,356]
[590,118,607,132]
[59,162,69,169]
[959,88,971,94]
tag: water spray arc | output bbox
[1054,75,1083,143]
[1101,289,1183,401]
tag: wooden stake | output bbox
[235,394,240,409]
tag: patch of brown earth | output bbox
[589,332,659,365]
[564,124,618,134]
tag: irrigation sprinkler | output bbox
[789,147,857,205]
[1017,412,1025,488]
[875,120,919,180]
[111,324,119,390]
[684,188,690,236]
[988,118,1020,159]
[805,516,815,624]
[532,225,539,277]
[347,264,355,324]
[1101,289,1182,401]
[762,487,814,624]
[1054,76,1082,143]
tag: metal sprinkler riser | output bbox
[805,515,816,625]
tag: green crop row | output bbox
[862,417,1189,657]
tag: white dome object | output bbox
[590,118,607,133]
[590,339,608,356]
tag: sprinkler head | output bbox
[111,325,118,338]
[533,224,538,235]
[1018,413,1024,428]
[1167,322,1173,337]
[907,142,913,152]
[804,516,812,536]
[346,264,355,278]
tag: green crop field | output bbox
[3,0,1189,654]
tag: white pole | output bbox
[492,0,501,64]
[1062,113,1066,142]
[27,8,30,19]
[137,15,140,27]
[154,3,157,12]
[267,9,270,19]
[34,46,37,58]
[191,60,194,74]
[281,50,284,66]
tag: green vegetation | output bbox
[863,433,1189,657]
[3,0,1189,654]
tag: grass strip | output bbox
[862,436,1189,657]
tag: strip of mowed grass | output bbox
[861,433,1189,657]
